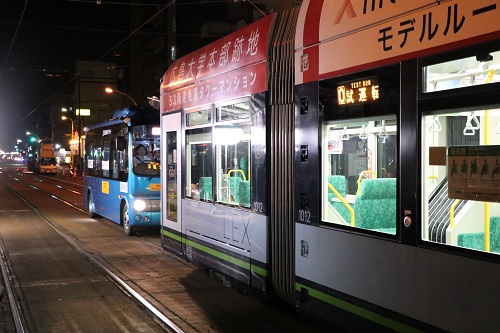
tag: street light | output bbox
[105,87,137,106]
[25,132,40,170]
[62,115,76,166]
[26,131,39,143]
[61,116,74,139]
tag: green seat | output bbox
[229,176,242,203]
[328,175,351,223]
[239,181,251,208]
[491,216,500,253]
[354,178,396,232]
[458,216,500,253]
[199,177,212,201]
[458,232,484,251]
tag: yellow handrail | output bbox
[356,170,377,195]
[449,199,461,227]
[482,70,494,252]
[485,202,490,252]
[328,183,355,226]
[228,169,246,181]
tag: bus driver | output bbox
[133,144,151,165]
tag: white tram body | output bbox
[160,1,500,331]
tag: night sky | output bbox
[0,0,131,151]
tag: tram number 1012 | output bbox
[298,209,311,223]
[253,202,264,213]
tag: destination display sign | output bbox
[337,77,379,106]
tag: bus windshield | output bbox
[40,157,56,165]
[132,125,161,177]
[133,159,160,176]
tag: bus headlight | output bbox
[133,199,147,211]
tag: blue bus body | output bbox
[84,105,161,235]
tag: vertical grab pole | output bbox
[484,70,494,252]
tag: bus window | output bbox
[113,135,127,181]
[131,124,161,177]
[103,139,110,178]
[94,146,103,177]
[185,127,212,201]
[85,131,95,176]
[321,116,397,234]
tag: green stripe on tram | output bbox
[295,283,423,333]
[161,229,182,242]
[161,229,268,277]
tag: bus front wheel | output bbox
[121,201,135,236]
[88,193,96,218]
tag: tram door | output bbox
[161,112,183,254]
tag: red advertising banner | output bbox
[162,62,266,112]
[161,14,275,113]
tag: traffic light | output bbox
[30,136,37,142]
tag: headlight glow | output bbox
[133,199,147,211]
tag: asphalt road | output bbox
[0,163,333,333]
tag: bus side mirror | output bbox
[116,136,127,150]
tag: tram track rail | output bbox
[10,174,168,253]
[0,174,186,333]
[0,234,27,333]
[16,172,84,195]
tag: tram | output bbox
[159,1,500,332]
[84,105,161,235]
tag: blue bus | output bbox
[84,105,161,235]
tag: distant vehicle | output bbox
[38,156,57,174]
[83,105,161,235]
[30,140,57,174]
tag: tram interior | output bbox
[321,49,500,247]
[321,116,398,234]
[423,50,500,253]
[185,101,252,208]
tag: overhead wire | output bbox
[0,0,29,78]
[17,0,175,124]
[57,0,230,6]
[13,0,264,124]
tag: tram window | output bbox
[421,47,500,254]
[185,127,212,201]
[166,131,177,221]
[421,109,500,254]
[216,101,250,122]
[186,107,212,126]
[424,50,500,93]
[321,116,397,235]
[214,122,251,208]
